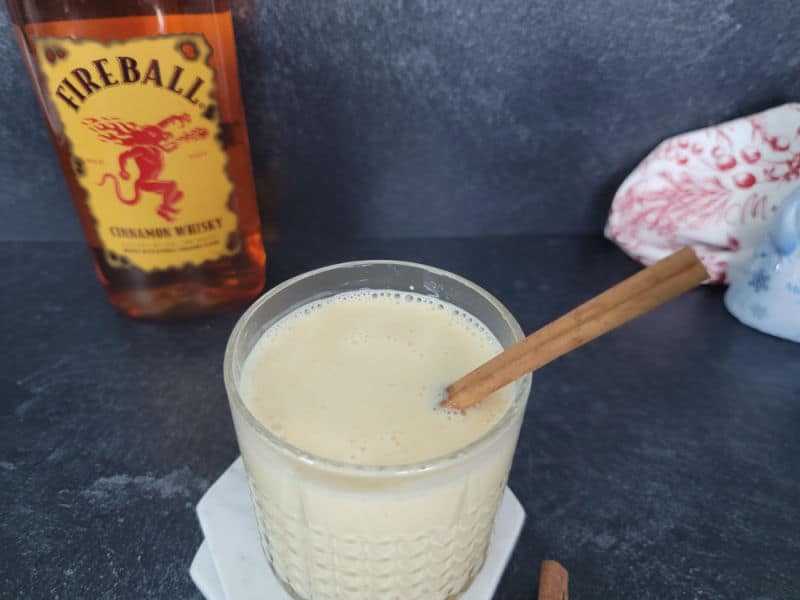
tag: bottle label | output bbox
[32,35,239,271]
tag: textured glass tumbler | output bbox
[224,261,532,600]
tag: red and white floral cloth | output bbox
[605,103,800,283]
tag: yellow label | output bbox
[33,35,238,271]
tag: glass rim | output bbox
[224,259,532,479]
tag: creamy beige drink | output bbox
[240,290,512,466]
[226,262,530,600]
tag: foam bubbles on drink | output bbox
[240,288,513,466]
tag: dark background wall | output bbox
[1,0,799,241]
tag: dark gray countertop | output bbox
[2,236,798,599]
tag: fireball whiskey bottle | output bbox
[6,0,266,318]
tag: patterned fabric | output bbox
[606,103,800,283]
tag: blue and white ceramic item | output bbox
[724,187,800,343]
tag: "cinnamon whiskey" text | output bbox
[109,218,223,239]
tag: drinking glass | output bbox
[224,260,531,600]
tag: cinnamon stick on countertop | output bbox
[537,560,568,600]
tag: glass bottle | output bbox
[5,0,266,317]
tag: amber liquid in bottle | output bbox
[6,0,266,318]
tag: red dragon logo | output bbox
[82,114,208,222]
